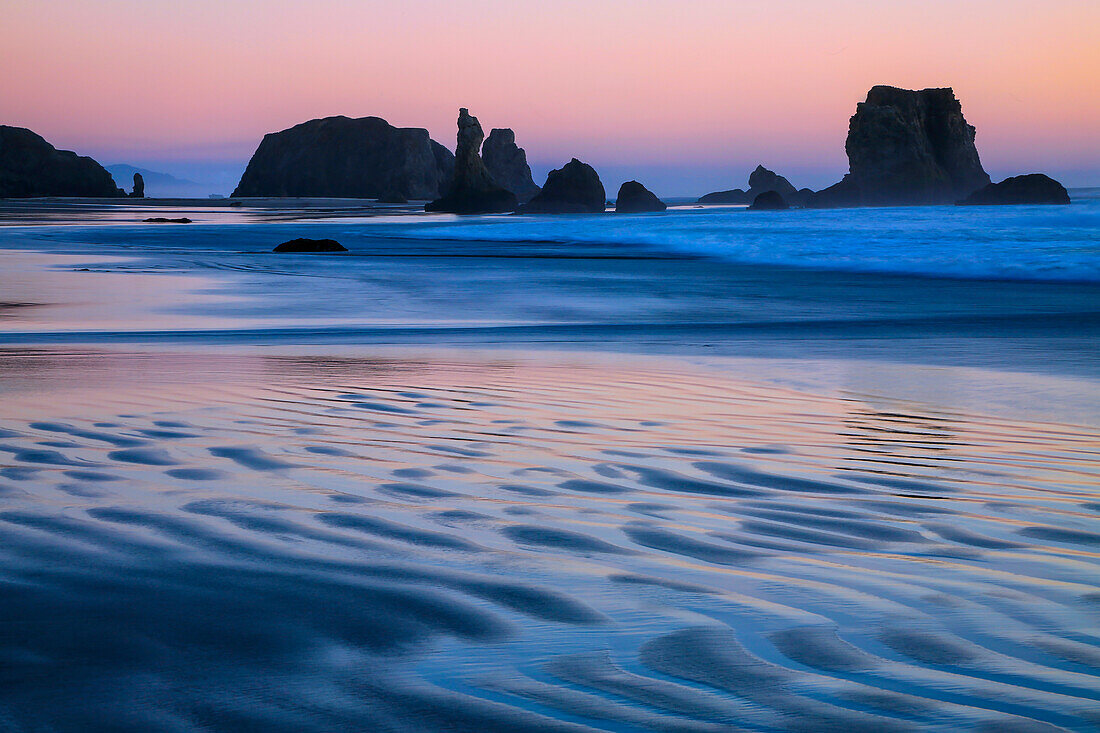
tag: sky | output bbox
[2,0,1098,196]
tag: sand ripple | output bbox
[0,350,1097,731]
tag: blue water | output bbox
[2,194,1097,284]
[347,195,1100,282]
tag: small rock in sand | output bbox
[272,238,348,253]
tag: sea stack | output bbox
[232,116,454,200]
[698,165,804,205]
[748,190,789,210]
[426,109,517,214]
[0,126,125,198]
[518,159,606,214]
[809,86,990,207]
[482,128,540,203]
[615,181,666,213]
[747,165,796,199]
[957,174,1070,206]
[130,172,145,198]
[697,188,749,205]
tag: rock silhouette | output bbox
[518,159,606,214]
[376,191,408,204]
[957,174,1070,206]
[698,165,802,205]
[232,116,454,200]
[426,109,517,214]
[130,172,145,198]
[748,165,796,199]
[482,128,540,203]
[107,164,206,198]
[0,126,124,198]
[697,188,749,204]
[273,238,348,252]
[791,188,815,206]
[615,181,666,213]
[810,86,990,207]
[748,190,789,210]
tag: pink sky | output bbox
[2,0,1098,193]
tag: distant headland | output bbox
[0,126,124,198]
[1,86,1071,209]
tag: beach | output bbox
[1,199,1098,731]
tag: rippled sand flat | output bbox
[1,348,1097,731]
[1,200,1098,730]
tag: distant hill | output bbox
[106,165,210,198]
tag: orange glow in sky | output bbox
[2,0,1098,192]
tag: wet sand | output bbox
[0,202,1098,731]
[2,347,1098,731]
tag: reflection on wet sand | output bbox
[0,198,423,226]
[1,348,1097,731]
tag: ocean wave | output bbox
[357,200,1100,282]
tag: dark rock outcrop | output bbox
[615,181,666,213]
[698,188,750,204]
[376,191,408,204]
[748,190,789,210]
[698,165,802,205]
[273,238,347,253]
[957,174,1070,206]
[790,188,814,207]
[426,109,517,214]
[805,177,858,209]
[809,86,990,208]
[748,165,797,199]
[130,172,145,198]
[483,128,540,203]
[143,217,192,223]
[518,159,606,214]
[232,116,454,200]
[0,126,125,198]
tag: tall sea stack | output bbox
[482,128,540,204]
[426,109,517,214]
[231,116,454,200]
[130,172,145,198]
[0,126,124,198]
[809,86,990,207]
